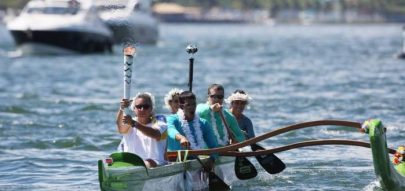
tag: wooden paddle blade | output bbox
[209,172,231,191]
[251,144,286,174]
[234,156,258,180]
[195,157,230,191]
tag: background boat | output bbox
[95,0,159,44]
[7,0,113,55]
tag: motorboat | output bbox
[95,0,159,44]
[7,0,113,55]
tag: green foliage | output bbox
[0,0,29,9]
[1,0,405,14]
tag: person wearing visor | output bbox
[116,92,168,168]
[226,90,255,139]
[196,84,245,146]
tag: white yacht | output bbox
[95,0,159,44]
[7,0,113,55]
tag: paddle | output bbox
[195,157,230,191]
[236,133,286,175]
[218,111,258,180]
[250,143,286,174]
[234,155,258,180]
[239,129,285,174]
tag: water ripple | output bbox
[0,24,404,190]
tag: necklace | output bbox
[177,109,206,149]
[210,110,229,145]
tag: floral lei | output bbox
[210,110,229,145]
[393,146,405,165]
[177,109,206,149]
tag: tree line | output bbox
[1,0,405,16]
[157,0,403,15]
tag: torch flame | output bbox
[124,45,136,56]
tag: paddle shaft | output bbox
[218,111,238,144]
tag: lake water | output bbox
[0,23,404,191]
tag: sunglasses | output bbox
[232,100,247,105]
[209,94,224,99]
[169,99,179,103]
[181,102,197,107]
[134,104,151,110]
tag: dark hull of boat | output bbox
[107,24,158,44]
[10,30,112,54]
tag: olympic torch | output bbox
[123,44,136,115]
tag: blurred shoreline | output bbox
[1,1,405,25]
[152,2,388,25]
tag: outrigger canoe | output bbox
[98,119,405,191]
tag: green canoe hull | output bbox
[98,153,235,191]
[368,120,405,191]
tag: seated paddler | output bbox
[167,91,219,161]
[226,89,255,139]
[164,88,183,114]
[116,92,168,168]
[196,84,245,146]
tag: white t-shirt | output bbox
[118,118,168,165]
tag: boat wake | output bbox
[363,180,383,191]
[2,49,22,58]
